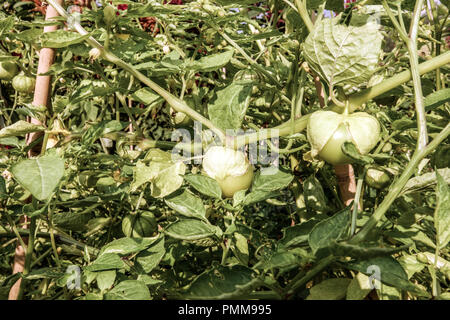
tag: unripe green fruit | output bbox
[103,5,117,26]
[202,146,254,198]
[0,61,18,81]
[12,73,35,93]
[307,110,380,165]
[122,211,158,238]
[365,168,390,189]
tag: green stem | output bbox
[350,123,450,244]
[294,0,314,33]
[351,169,366,236]
[286,255,335,296]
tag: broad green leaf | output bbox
[425,88,450,111]
[184,265,258,299]
[398,255,426,279]
[279,218,321,248]
[0,16,14,37]
[303,175,329,214]
[149,160,186,198]
[303,17,382,87]
[231,233,249,265]
[40,30,91,48]
[400,168,450,196]
[189,50,234,72]
[308,207,351,254]
[81,120,125,145]
[306,278,351,300]
[104,280,151,300]
[11,153,65,201]
[0,120,44,139]
[243,189,283,206]
[208,82,252,131]
[165,189,206,220]
[184,174,222,199]
[345,256,430,297]
[85,253,126,272]
[131,154,186,198]
[164,219,218,241]
[96,270,116,291]
[136,237,165,273]
[99,236,159,257]
[251,168,294,192]
[132,87,161,105]
[346,272,373,300]
[435,170,450,249]
[53,205,97,231]
[254,249,300,271]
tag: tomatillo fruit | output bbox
[122,211,158,238]
[12,73,36,94]
[202,146,254,198]
[307,110,380,165]
[365,168,390,189]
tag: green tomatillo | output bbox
[202,146,254,198]
[307,110,380,165]
[12,73,36,94]
[122,211,158,238]
[365,167,390,189]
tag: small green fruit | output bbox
[307,110,380,165]
[12,73,35,93]
[122,211,158,238]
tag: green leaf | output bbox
[165,189,207,220]
[131,87,161,105]
[279,218,321,248]
[330,241,411,259]
[164,219,218,241]
[96,270,116,291]
[425,88,450,112]
[345,256,430,297]
[189,50,234,72]
[231,233,249,265]
[40,30,91,48]
[0,16,14,37]
[184,174,222,199]
[184,265,258,299]
[341,141,374,165]
[308,207,351,254]
[306,278,351,300]
[99,236,159,257]
[346,272,373,300]
[131,155,186,198]
[435,170,450,249]
[303,17,382,87]
[208,82,252,131]
[11,153,65,201]
[81,120,125,145]
[104,280,151,300]
[136,237,165,273]
[85,253,126,272]
[400,168,450,196]
[303,175,329,214]
[251,168,294,192]
[0,120,44,139]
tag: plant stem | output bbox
[286,255,335,296]
[408,0,428,151]
[350,123,450,244]
[294,0,314,32]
